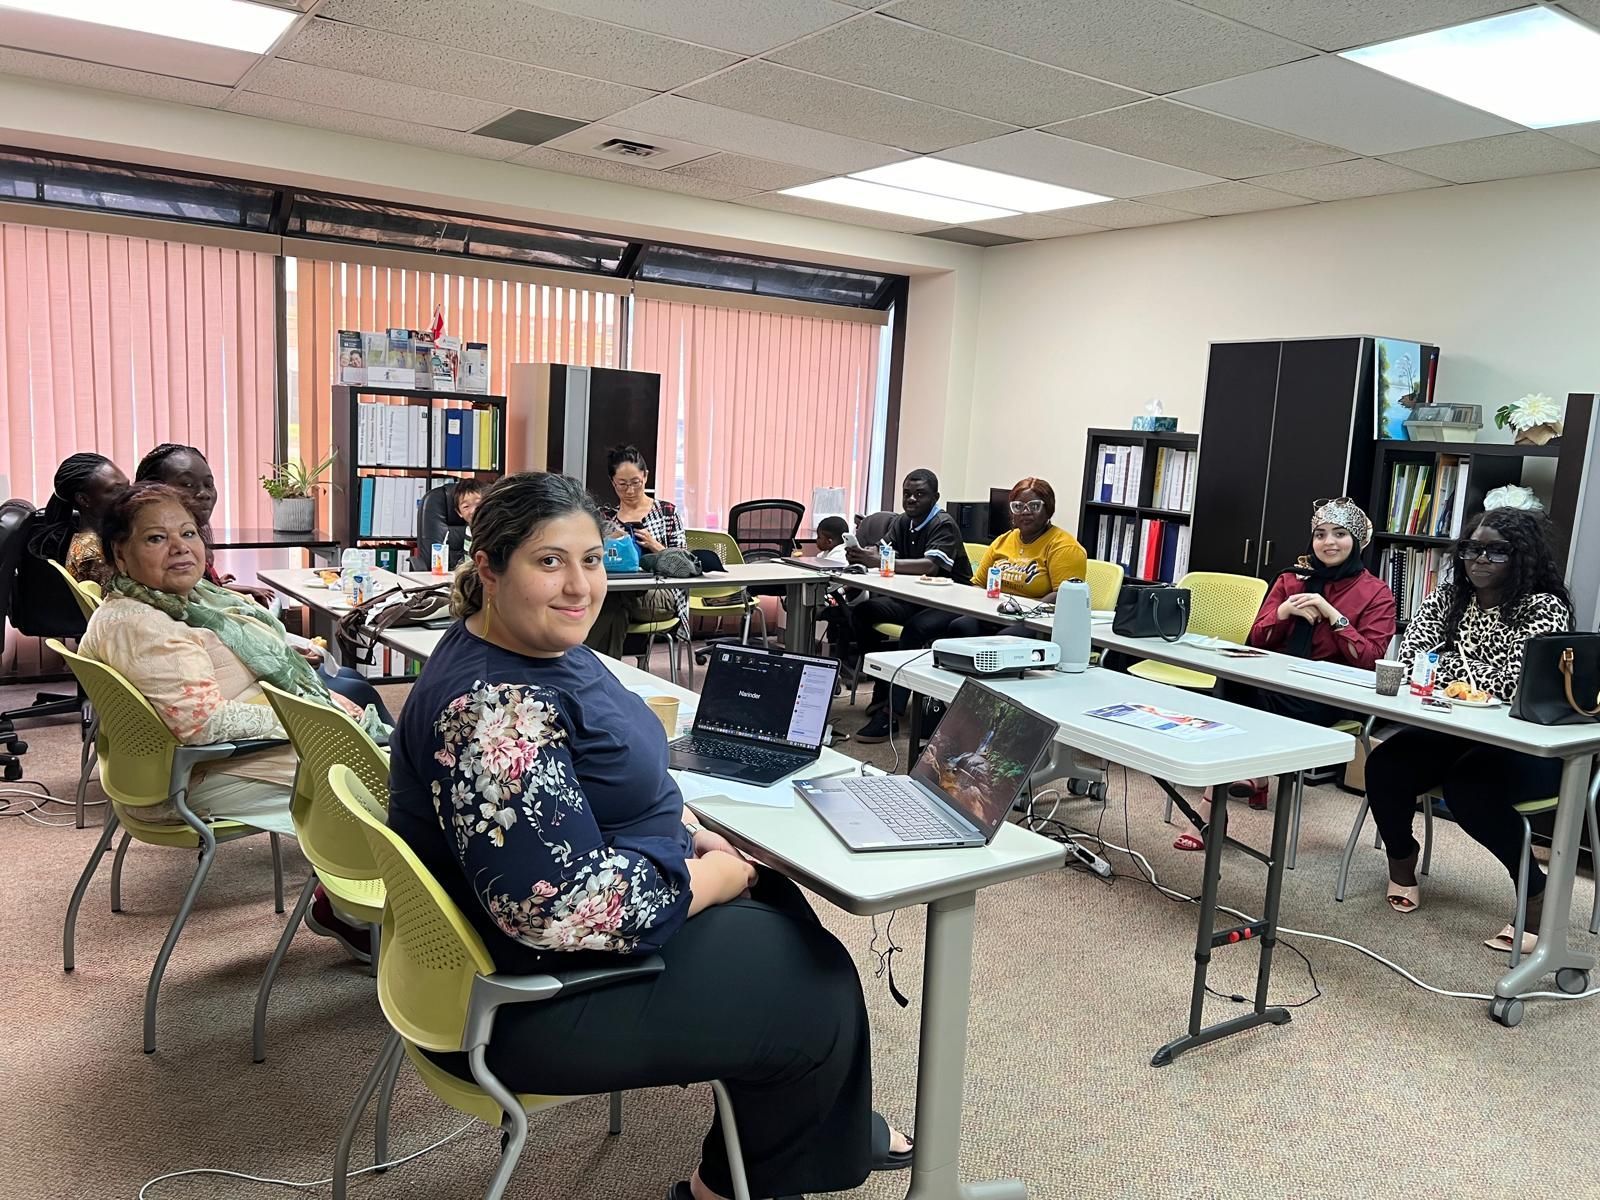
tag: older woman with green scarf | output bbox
[79,482,389,837]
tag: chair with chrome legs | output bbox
[328,765,755,1200]
[50,638,287,1054]
[48,560,102,827]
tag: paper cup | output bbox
[645,695,680,738]
[1374,659,1406,697]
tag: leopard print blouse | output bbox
[1399,588,1573,701]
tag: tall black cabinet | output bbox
[1189,337,1388,580]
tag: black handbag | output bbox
[1112,581,1191,641]
[1510,633,1600,725]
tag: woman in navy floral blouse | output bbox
[388,472,909,1200]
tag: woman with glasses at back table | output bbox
[586,444,690,658]
[945,478,1087,641]
[1363,504,1574,953]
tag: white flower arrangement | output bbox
[1483,484,1544,513]
[1495,392,1562,432]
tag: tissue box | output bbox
[1131,416,1178,432]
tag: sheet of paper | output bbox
[1085,702,1243,741]
[1289,661,1377,688]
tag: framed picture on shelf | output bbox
[1374,337,1428,440]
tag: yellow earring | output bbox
[483,593,494,639]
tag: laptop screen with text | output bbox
[694,647,836,751]
[910,681,1057,836]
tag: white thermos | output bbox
[1053,578,1091,673]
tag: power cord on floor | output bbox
[138,1119,478,1198]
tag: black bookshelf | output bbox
[1078,427,1199,583]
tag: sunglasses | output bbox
[1009,500,1045,515]
[1458,544,1511,564]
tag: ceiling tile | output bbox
[1184,1,1525,53]
[222,92,529,160]
[1050,199,1202,228]
[879,0,1313,92]
[736,191,947,233]
[770,15,1145,127]
[0,46,232,108]
[1559,2,1600,26]
[274,18,650,120]
[1174,55,1521,157]
[242,59,508,131]
[1046,100,1353,178]
[317,0,739,90]
[1247,158,1449,201]
[964,212,1104,238]
[603,94,911,173]
[1138,180,1312,215]
[666,153,829,191]
[921,227,1029,246]
[679,61,1013,154]
[519,0,859,55]
[509,146,757,199]
[940,130,1220,199]
[1381,131,1600,184]
[1547,120,1600,155]
[834,0,879,6]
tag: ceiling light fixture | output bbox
[0,0,297,54]
[780,177,1017,224]
[852,157,1110,212]
[1342,7,1600,129]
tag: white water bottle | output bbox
[1053,579,1091,673]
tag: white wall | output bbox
[967,169,1600,557]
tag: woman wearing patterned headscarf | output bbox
[1174,497,1395,850]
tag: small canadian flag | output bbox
[427,304,445,344]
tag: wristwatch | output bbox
[684,820,703,838]
[1330,615,1350,631]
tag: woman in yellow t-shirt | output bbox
[947,478,1087,637]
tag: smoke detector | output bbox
[540,124,716,170]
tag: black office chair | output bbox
[410,482,468,571]
[727,499,805,561]
[0,499,91,780]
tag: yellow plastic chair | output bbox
[251,682,391,1064]
[51,638,287,1055]
[965,542,990,583]
[326,766,755,1200]
[47,561,103,827]
[1128,571,1268,690]
[686,528,768,650]
[627,616,690,687]
[1083,559,1124,612]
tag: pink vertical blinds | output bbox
[632,298,881,529]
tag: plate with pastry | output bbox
[917,575,953,586]
[1442,680,1499,707]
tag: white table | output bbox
[866,648,1352,1068]
[378,624,1066,1200]
[1087,627,1600,1027]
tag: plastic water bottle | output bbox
[1053,579,1091,673]
[879,542,895,577]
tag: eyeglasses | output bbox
[614,477,646,490]
[1458,544,1511,564]
[1009,500,1045,515]
[1314,497,1356,507]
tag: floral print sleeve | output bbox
[429,681,691,954]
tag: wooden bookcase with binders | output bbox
[1077,428,1200,583]
[329,384,506,564]
[1367,392,1593,628]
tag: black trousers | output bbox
[855,596,959,713]
[1215,677,1351,726]
[429,873,872,1199]
[1365,727,1563,894]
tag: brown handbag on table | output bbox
[1510,633,1600,725]
[335,582,452,666]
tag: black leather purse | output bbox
[1510,633,1600,725]
[1112,581,1191,641]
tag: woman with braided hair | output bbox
[1364,504,1574,951]
[29,452,128,587]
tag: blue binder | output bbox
[444,414,463,470]
[359,476,375,538]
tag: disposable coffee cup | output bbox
[1374,659,1406,697]
[645,695,680,738]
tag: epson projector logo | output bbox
[738,690,761,700]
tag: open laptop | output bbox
[796,680,1057,851]
[669,645,841,785]
[780,555,848,572]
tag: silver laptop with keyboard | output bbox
[796,680,1057,851]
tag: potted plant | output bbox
[1495,393,1564,446]
[261,450,337,532]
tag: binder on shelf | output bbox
[461,407,475,470]
[359,476,375,538]
[444,413,464,469]
[432,406,446,469]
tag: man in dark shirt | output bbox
[847,468,972,743]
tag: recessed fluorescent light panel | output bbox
[852,158,1110,212]
[0,0,297,54]
[781,177,1015,224]
[1342,7,1600,129]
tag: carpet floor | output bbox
[2,674,1596,1200]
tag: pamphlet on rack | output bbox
[1086,702,1243,741]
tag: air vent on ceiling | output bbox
[594,138,668,161]
[474,109,588,147]
[540,124,716,170]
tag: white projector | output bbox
[931,635,1059,677]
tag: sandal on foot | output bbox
[1173,831,1205,852]
[870,1111,913,1172]
[1245,781,1270,810]
[1385,881,1420,913]
[1484,924,1539,954]
[1226,781,1255,799]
